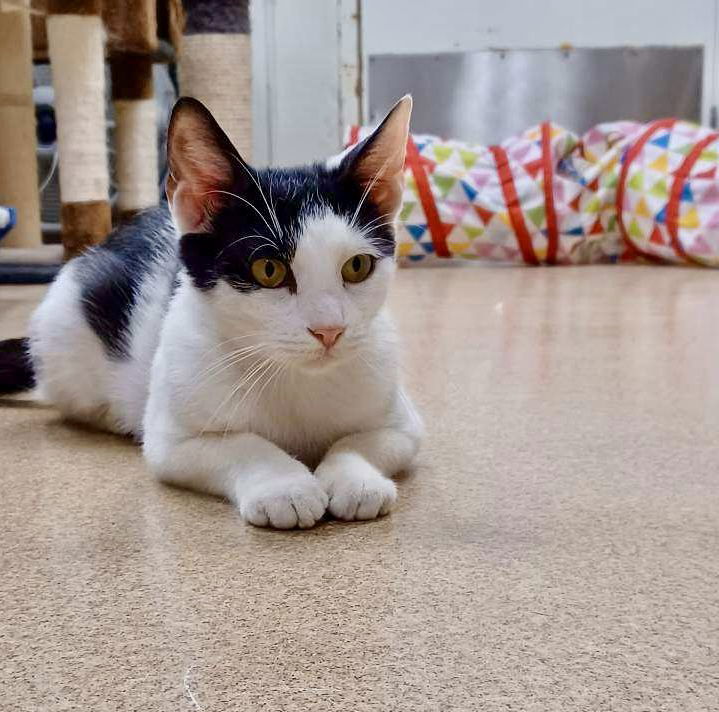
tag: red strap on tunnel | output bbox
[490,145,539,266]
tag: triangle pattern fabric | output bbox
[469,170,492,189]
[650,225,664,245]
[628,171,644,190]
[434,174,456,198]
[461,180,478,202]
[695,166,717,180]
[694,182,719,204]
[526,205,546,228]
[692,234,713,255]
[706,210,719,229]
[648,154,669,173]
[459,149,478,169]
[406,224,427,241]
[628,219,643,238]
[679,207,699,229]
[399,202,416,222]
[524,159,543,178]
[445,201,469,224]
[589,218,604,235]
[649,133,670,149]
[433,145,453,163]
[635,197,651,218]
[475,205,495,225]
[510,143,532,163]
[649,178,668,200]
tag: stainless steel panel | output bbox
[369,47,703,143]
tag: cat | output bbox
[0,96,423,529]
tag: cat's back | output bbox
[29,205,179,435]
[74,206,178,358]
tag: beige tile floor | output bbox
[1,266,718,711]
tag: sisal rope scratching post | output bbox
[111,54,159,217]
[178,0,252,158]
[0,1,42,249]
[47,0,111,259]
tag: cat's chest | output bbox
[244,366,388,459]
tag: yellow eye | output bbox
[250,258,287,288]
[341,254,374,283]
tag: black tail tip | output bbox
[0,337,35,395]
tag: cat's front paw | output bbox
[316,457,397,521]
[238,473,328,529]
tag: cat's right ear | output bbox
[166,97,245,234]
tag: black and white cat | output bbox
[0,96,422,529]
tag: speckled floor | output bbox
[1,266,718,711]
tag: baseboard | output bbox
[0,246,62,284]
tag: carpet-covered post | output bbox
[178,0,252,159]
[47,0,111,259]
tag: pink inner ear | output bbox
[168,152,234,233]
[167,115,237,233]
[172,181,208,234]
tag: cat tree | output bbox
[0,0,252,276]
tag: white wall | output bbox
[362,0,719,125]
[253,0,719,165]
[251,0,360,167]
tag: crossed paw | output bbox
[238,459,396,529]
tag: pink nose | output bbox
[308,326,345,349]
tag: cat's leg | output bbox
[143,430,328,529]
[315,388,423,521]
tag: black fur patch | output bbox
[0,337,35,394]
[76,207,177,360]
[180,161,395,293]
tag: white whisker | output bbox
[217,235,276,259]
[349,155,392,230]
[362,211,394,230]
[203,189,280,243]
[195,345,269,383]
[202,356,273,435]
[231,157,283,238]
[222,357,278,437]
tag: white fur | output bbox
[29,211,422,528]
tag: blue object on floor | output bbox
[0,206,16,241]
[0,204,60,283]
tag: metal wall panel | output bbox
[369,47,703,144]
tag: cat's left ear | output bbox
[166,97,248,234]
[342,95,412,219]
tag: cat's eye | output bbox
[251,258,287,288]
[341,254,375,283]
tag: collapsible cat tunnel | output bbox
[348,119,719,266]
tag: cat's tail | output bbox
[0,338,35,395]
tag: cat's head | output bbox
[165,95,411,368]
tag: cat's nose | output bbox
[308,326,345,349]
